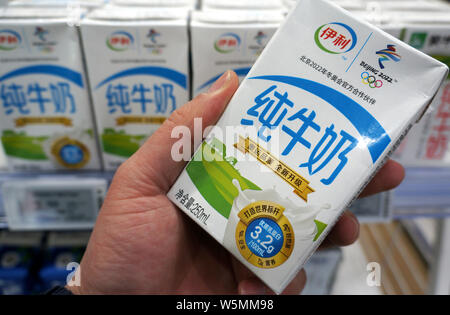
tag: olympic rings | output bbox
[361,72,383,88]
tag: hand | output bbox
[69,71,405,295]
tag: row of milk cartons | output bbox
[1,0,450,172]
[0,0,284,172]
[202,0,450,168]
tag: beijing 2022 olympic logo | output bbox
[361,72,383,89]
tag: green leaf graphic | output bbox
[314,220,328,241]
[101,129,146,158]
[186,139,261,218]
[1,131,48,160]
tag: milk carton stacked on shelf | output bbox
[0,231,43,295]
[0,7,102,172]
[168,0,448,294]
[386,13,450,167]
[39,231,90,291]
[81,6,190,171]
[191,10,284,96]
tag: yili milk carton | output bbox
[389,13,450,167]
[168,0,448,293]
[81,7,190,171]
[191,10,284,96]
[0,7,102,172]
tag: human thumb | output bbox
[109,70,239,199]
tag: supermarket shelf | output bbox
[401,219,436,266]
[0,171,115,231]
[0,166,449,231]
[392,167,450,219]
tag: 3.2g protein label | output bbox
[235,201,294,269]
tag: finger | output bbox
[359,159,405,198]
[110,70,239,198]
[319,210,360,250]
[238,270,307,295]
[238,278,269,295]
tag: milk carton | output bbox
[81,7,190,170]
[202,0,284,11]
[389,13,450,167]
[0,231,43,295]
[168,0,448,293]
[39,231,90,291]
[191,10,284,96]
[0,8,102,171]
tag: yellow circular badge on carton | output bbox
[235,201,294,269]
[51,137,90,169]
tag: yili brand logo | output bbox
[147,29,160,44]
[0,29,21,51]
[376,45,401,69]
[314,22,357,54]
[34,26,49,42]
[214,33,241,54]
[254,31,267,46]
[107,31,134,52]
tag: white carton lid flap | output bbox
[328,0,364,11]
[0,7,86,19]
[192,10,285,24]
[389,12,450,25]
[87,6,188,21]
[111,0,195,8]
[8,0,105,8]
[202,0,283,10]
[362,0,450,12]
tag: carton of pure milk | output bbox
[168,0,448,293]
[0,8,102,171]
[191,10,284,96]
[81,7,190,170]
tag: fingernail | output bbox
[347,211,360,239]
[207,70,231,93]
[239,280,267,295]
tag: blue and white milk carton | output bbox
[168,0,448,294]
[81,6,190,171]
[190,9,284,96]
